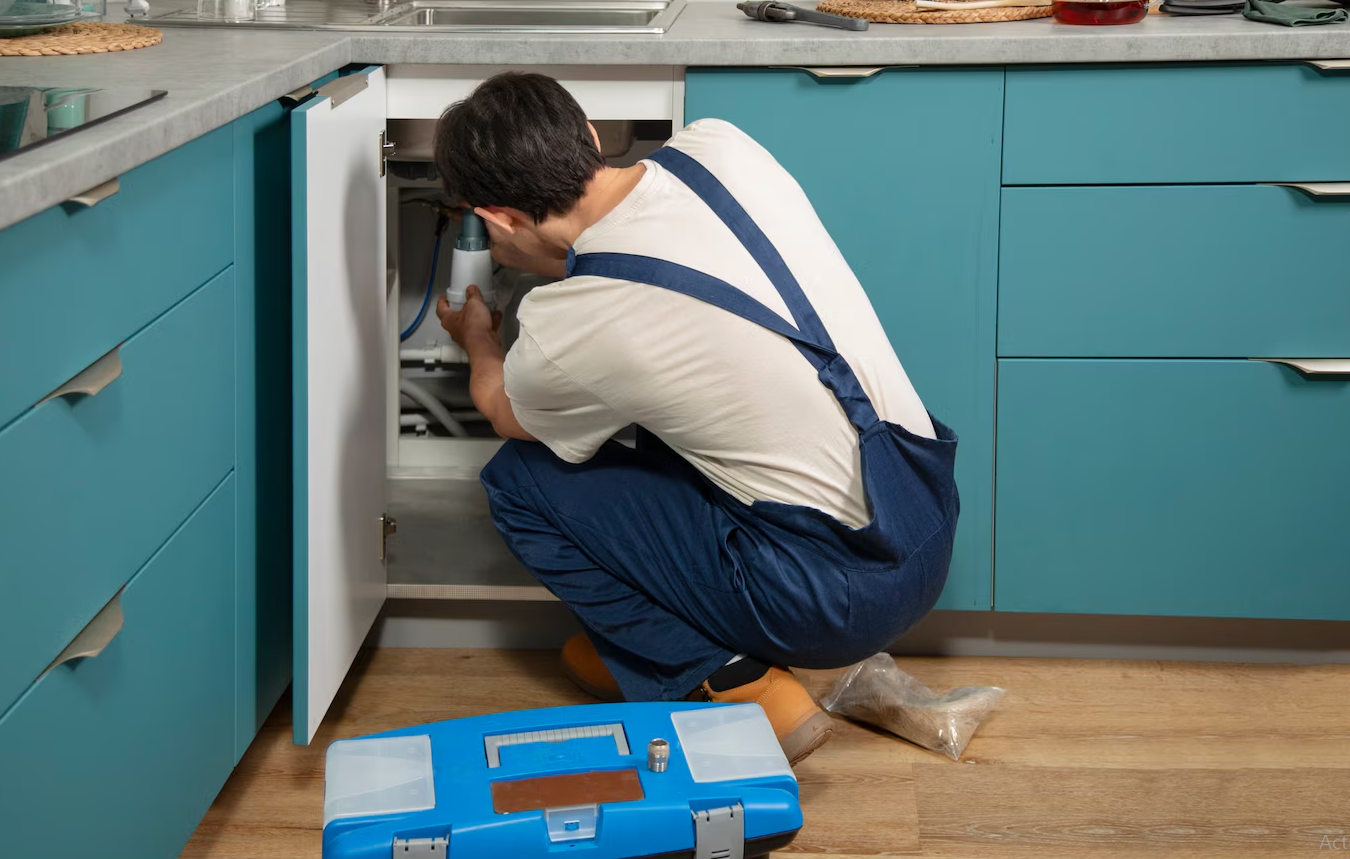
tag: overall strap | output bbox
[567,146,881,432]
[646,146,837,352]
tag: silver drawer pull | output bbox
[37,344,123,406]
[1253,358,1350,375]
[39,588,125,680]
[1308,60,1350,71]
[316,73,369,110]
[66,177,121,208]
[1264,182,1350,198]
[282,84,316,103]
[793,67,887,79]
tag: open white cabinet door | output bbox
[291,67,389,744]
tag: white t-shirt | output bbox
[503,118,934,528]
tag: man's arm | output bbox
[462,329,536,441]
[437,287,536,441]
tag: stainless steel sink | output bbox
[369,0,682,32]
[148,0,686,32]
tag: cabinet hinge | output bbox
[380,513,397,562]
[392,835,448,857]
[692,803,745,859]
[380,129,397,178]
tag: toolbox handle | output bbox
[484,722,630,768]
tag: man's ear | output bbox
[474,206,518,234]
[587,122,601,153]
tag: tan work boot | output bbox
[702,666,833,766]
[562,632,623,702]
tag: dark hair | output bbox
[434,72,604,223]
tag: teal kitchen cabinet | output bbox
[1004,63,1350,185]
[0,96,302,856]
[686,67,1003,610]
[995,359,1350,620]
[999,185,1350,359]
[996,63,1350,619]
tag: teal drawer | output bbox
[0,268,235,714]
[0,126,233,429]
[1004,64,1350,185]
[999,185,1350,358]
[994,359,1350,620]
[0,477,236,858]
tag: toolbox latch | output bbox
[545,804,599,843]
[392,835,449,857]
[692,803,745,859]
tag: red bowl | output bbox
[1053,0,1149,23]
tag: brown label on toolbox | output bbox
[491,769,645,814]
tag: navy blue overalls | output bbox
[480,145,960,702]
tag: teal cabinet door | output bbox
[0,477,236,859]
[995,359,1350,620]
[999,185,1350,358]
[233,99,296,761]
[686,68,1003,610]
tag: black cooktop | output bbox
[0,86,166,163]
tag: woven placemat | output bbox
[817,0,1053,22]
[0,21,162,55]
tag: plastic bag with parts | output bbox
[820,653,1005,761]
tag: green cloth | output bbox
[1243,0,1346,25]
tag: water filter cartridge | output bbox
[446,209,496,311]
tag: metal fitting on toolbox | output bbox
[648,738,670,772]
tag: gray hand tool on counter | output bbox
[737,1,870,29]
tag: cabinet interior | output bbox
[382,118,673,598]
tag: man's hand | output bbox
[436,285,502,350]
[433,284,535,442]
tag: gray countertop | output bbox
[3,3,1350,230]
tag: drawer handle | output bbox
[38,588,125,680]
[1308,60,1350,71]
[1253,358,1350,375]
[793,67,887,79]
[36,344,123,406]
[1265,182,1350,198]
[281,84,316,104]
[316,73,369,110]
[66,177,121,209]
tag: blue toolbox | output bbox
[322,701,802,859]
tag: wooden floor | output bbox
[182,650,1350,858]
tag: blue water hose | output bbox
[399,218,448,341]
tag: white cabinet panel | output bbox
[291,67,390,744]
